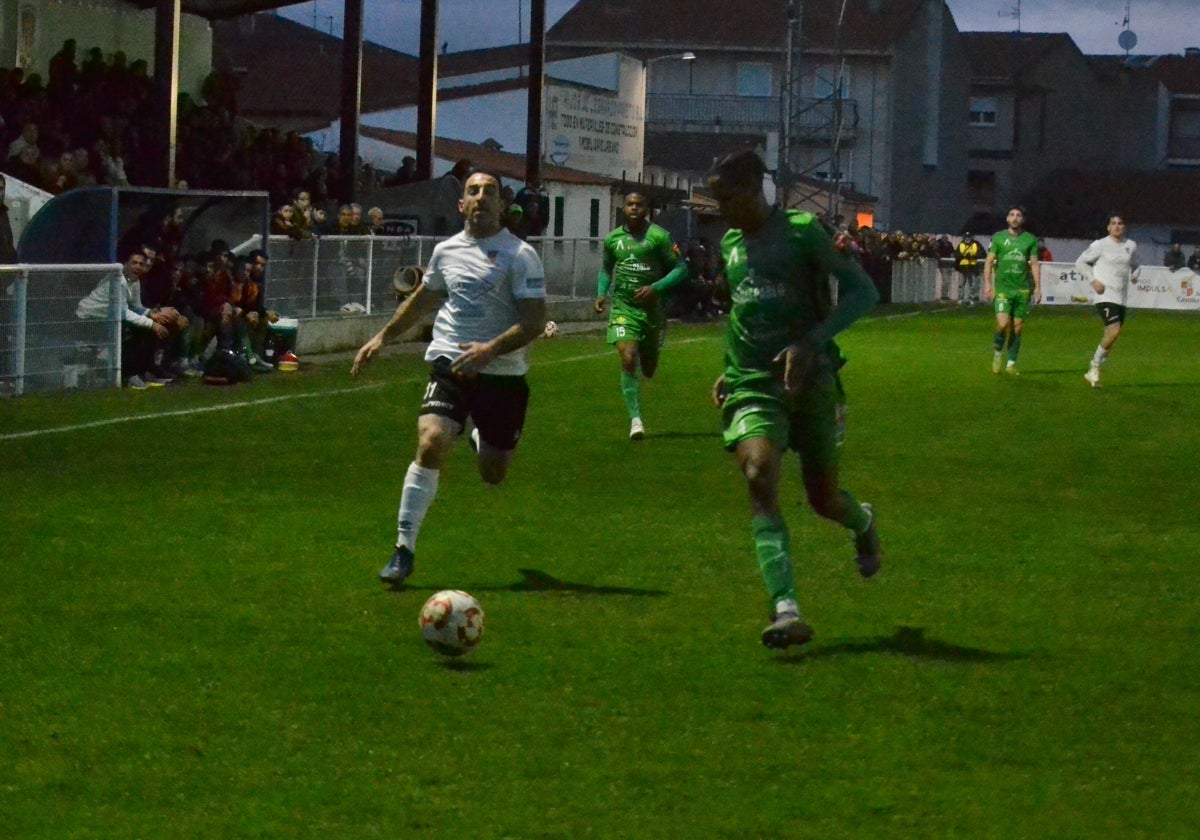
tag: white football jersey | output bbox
[1075,235,1139,306]
[421,227,546,375]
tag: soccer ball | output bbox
[418,590,484,657]
[542,320,559,338]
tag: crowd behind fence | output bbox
[264,235,604,317]
[7,236,1194,398]
[0,237,607,396]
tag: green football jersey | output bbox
[720,210,846,403]
[989,229,1038,295]
[602,223,682,315]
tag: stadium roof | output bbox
[359,126,614,187]
[547,0,931,54]
[123,0,310,21]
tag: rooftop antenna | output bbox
[1117,0,1138,54]
[998,0,1021,34]
[310,0,334,37]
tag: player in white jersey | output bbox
[1075,213,1139,388]
[352,170,547,586]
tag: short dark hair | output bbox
[248,248,268,262]
[708,149,768,189]
[464,169,501,191]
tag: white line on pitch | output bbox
[0,383,386,441]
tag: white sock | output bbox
[1091,346,1108,368]
[396,462,439,552]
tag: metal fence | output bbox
[0,236,606,397]
[1,264,124,397]
[263,234,603,318]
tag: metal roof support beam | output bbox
[525,0,545,188]
[415,0,439,181]
[152,0,181,187]
[337,0,364,204]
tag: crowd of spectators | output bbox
[0,38,353,206]
[76,225,281,388]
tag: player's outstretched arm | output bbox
[351,283,440,376]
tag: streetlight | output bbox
[642,51,697,117]
[640,51,696,193]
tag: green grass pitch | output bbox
[2,304,1197,837]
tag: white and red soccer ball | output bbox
[542,320,559,338]
[419,590,484,657]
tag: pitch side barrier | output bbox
[0,263,124,396]
[891,258,1199,311]
[263,234,604,317]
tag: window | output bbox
[589,199,600,238]
[554,196,565,237]
[736,62,773,97]
[969,97,998,127]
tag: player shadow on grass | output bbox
[776,625,1030,664]
[435,659,492,673]
[429,568,668,597]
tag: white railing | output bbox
[1,264,124,396]
[263,234,603,317]
[0,237,609,396]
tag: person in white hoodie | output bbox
[1075,213,1139,388]
[76,249,183,388]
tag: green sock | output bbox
[993,331,1005,352]
[620,371,640,419]
[837,490,871,533]
[752,514,796,606]
[1007,333,1022,363]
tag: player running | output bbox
[1075,213,1140,388]
[982,205,1041,375]
[352,170,547,587]
[707,150,882,651]
[594,192,689,440]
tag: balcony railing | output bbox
[647,94,858,140]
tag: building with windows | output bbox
[961,33,1200,243]
[547,0,974,233]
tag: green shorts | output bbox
[994,289,1032,320]
[722,372,846,473]
[607,302,666,355]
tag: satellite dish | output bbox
[1118,29,1138,51]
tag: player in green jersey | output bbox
[983,205,1041,375]
[707,150,882,651]
[594,192,689,440]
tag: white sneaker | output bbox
[629,417,645,441]
[1084,366,1101,388]
[992,351,1003,374]
[1005,361,1019,376]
